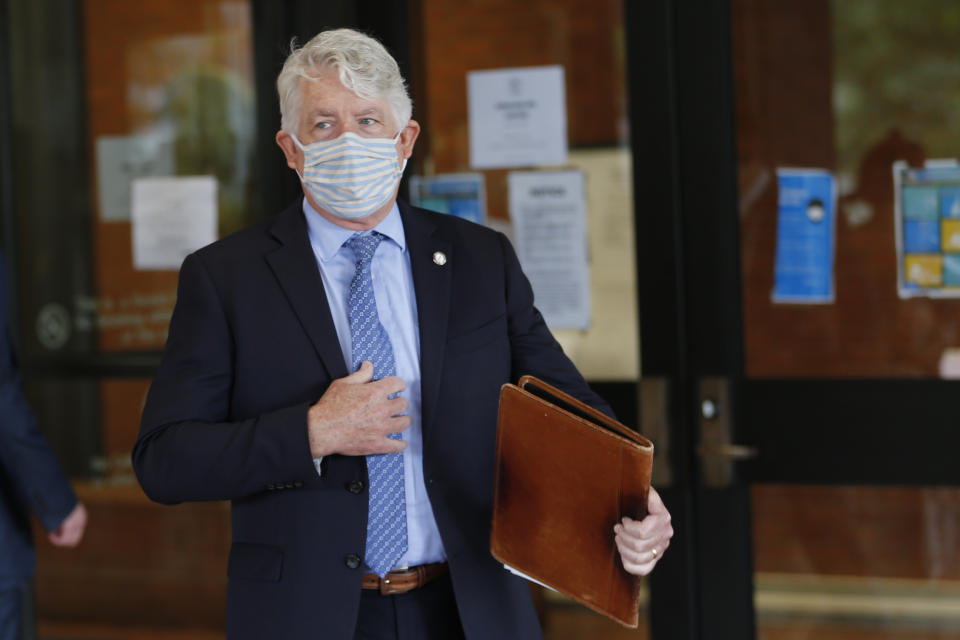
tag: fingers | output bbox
[647,486,667,514]
[346,363,407,395]
[621,514,664,539]
[614,523,671,576]
[614,488,674,576]
[621,491,673,538]
[377,434,409,454]
[615,534,669,576]
[376,374,407,396]
[387,395,409,416]
[388,413,411,433]
[614,528,671,561]
[48,505,87,548]
[52,528,82,548]
[357,417,410,455]
[48,528,66,546]
[344,360,374,383]
[363,415,410,455]
[617,514,673,548]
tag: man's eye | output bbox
[315,122,330,129]
[359,118,376,126]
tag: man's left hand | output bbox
[613,487,673,576]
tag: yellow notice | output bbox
[904,254,943,287]
[942,220,960,252]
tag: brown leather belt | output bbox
[361,562,449,595]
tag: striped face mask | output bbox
[291,129,406,220]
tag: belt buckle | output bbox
[380,569,416,596]
[380,577,405,596]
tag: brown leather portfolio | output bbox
[490,375,654,628]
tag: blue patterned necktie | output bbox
[344,231,408,577]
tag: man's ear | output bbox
[276,130,300,170]
[398,120,421,160]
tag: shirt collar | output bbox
[303,197,406,262]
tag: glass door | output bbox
[735,1,960,638]
[630,1,960,638]
[411,1,646,637]
[3,0,257,636]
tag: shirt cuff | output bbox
[313,457,323,477]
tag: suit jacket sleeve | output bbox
[498,232,616,419]
[0,255,77,532]
[132,252,321,505]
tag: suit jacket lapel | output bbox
[400,201,452,439]
[265,202,349,381]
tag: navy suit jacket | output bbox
[133,200,612,639]
[0,253,78,581]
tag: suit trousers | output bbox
[353,574,465,640]
[0,579,31,640]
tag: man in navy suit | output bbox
[133,28,672,639]
[0,253,87,640]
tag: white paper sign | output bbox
[96,133,176,221]
[132,176,217,270]
[468,65,567,169]
[509,170,590,330]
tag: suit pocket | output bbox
[446,313,507,356]
[228,542,283,582]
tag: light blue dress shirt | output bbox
[303,198,446,569]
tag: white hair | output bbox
[277,28,412,134]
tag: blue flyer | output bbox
[772,168,836,303]
[408,173,486,225]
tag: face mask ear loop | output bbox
[394,123,409,175]
[289,132,307,151]
[289,132,307,183]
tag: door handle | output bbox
[697,442,759,461]
[698,378,758,487]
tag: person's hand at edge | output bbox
[48,502,88,548]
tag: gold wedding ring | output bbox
[651,547,659,559]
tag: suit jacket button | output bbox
[285,481,295,489]
[294,480,304,488]
[345,554,362,569]
[347,480,364,494]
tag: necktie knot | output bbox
[345,232,384,266]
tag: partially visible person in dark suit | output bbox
[0,253,87,640]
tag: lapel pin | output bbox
[433,251,447,266]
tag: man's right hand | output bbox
[307,361,411,457]
[48,502,88,548]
